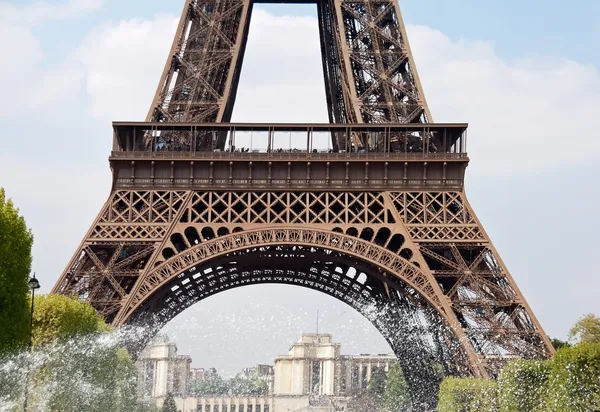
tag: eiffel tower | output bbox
[52,0,553,406]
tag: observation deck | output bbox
[110,122,469,190]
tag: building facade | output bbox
[139,333,396,412]
[136,335,191,398]
[272,334,395,411]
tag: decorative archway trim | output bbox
[114,227,445,326]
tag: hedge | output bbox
[497,360,550,412]
[437,343,600,412]
[545,343,600,411]
[437,377,498,412]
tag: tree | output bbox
[437,377,498,412]
[228,375,268,395]
[31,293,109,347]
[569,313,600,344]
[0,294,151,412]
[550,337,571,350]
[187,374,228,396]
[381,364,410,412]
[161,393,178,412]
[0,188,34,354]
[366,367,387,397]
[545,343,600,411]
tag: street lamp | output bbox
[23,273,40,411]
[27,274,40,348]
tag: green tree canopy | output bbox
[32,293,109,347]
[161,393,178,412]
[381,364,410,412]
[0,188,34,354]
[569,313,600,344]
[549,337,571,350]
[437,377,498,412]
[366,367,386,397]
[228,375,268,395]
[187,374,229,396]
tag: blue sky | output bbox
[1,0,599,373]
[29,0,600,67]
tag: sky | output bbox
[1,0,599,376]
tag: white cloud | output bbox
[72,9,600,175]
[409,25,600,174]
[0,0,102,25]
[76,14,178,121]
[0,0,101,114]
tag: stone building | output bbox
[190,367,218,381]
[272,334,395,411]
[242,364,275,394]
[136,335,191,398]
[140,333,396,412]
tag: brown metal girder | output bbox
[363,2,396,114]
[114,192,195,322]
[459,193,554,356]
[52,196,115,297]
[145,0,192,121]
[333,0,363,123]
[381,191,487,378]
[115,228,445,326]
[215,0,252,122]
[392,1,432,121]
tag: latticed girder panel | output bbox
[53,187,553,378]
[335,0,431,124]
[146,0,431,152]
[147,0,251,131]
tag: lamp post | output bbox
[26,274,40,347]
[23,273,40,412]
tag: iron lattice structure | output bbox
[52,0,553,407]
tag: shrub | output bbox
[437,377,498,412]
[498,360,550,411]
[545,343,600,411]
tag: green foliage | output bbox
[497,360,550,412]
[380,364,411,412]
[32,294,109,347]
[346,365,411,412]
[437,377,498,412]
[161,393,178,412]
[0,188,34,355]
[545,343,600,411]
[187,373,267,396]
[569,313,600,345]
[187,374,229,396]
[346,392,381,412]
[28,295,132,411]
[40,343,140,412]
[0,295,152,412]
[366,367,387,397]
[228,375,268,395]
[549,337,571,350]
[438,344,600,412]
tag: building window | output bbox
[352,366,359,391]
[264,406,269,412]
[361,366,368,389]
[256,406,261,412]
[230,405,236,412]
[311,361,321,394]
[144,361,155,396]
